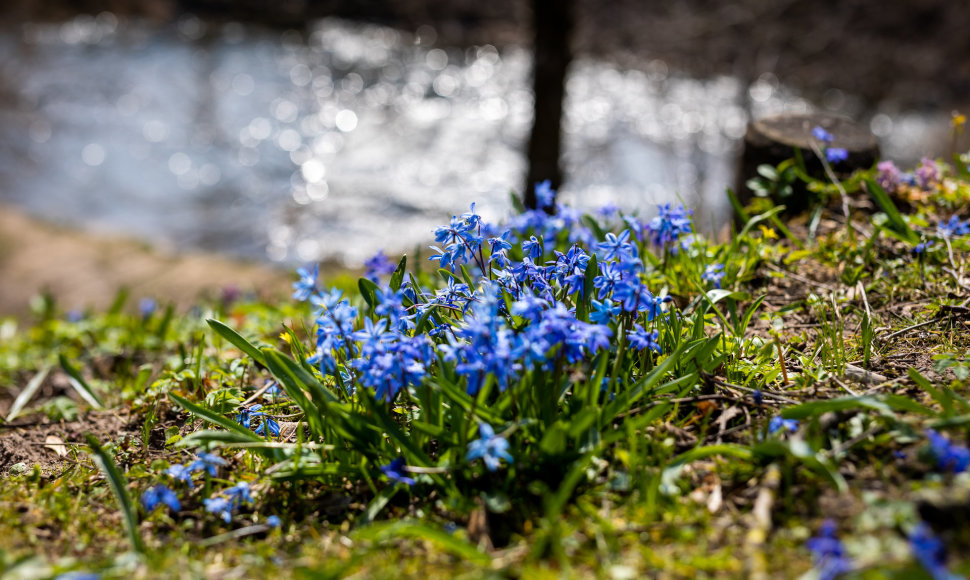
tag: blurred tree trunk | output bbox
[524,0,573,209]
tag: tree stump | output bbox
[735,113,880,214]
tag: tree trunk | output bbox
[524,0,574,209]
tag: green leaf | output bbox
[85,434,144,554]
[107,287,129,316]
[583,254,599,305]
[738,295,766,337]
[908,367,967,415]
[178,429,276,449]
[865,177,918,244]
[58,354,103,408]
[206,319,266,366]
[359,484,397,526]
[726,188,750,223]
[581,215,607,242]
[389,255,407,291]
[169,393,263,441]
[358,277,380,310]
[705,289,751,305]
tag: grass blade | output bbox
[169,393,263,441]
[865,177,918,244]
[206,319,266,366]
[85,434,144,554]
[58,354,103,408]
[7,366,50,421]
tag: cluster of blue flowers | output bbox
[937,215,970,238]
[282,185,699,489]
[236,404,280,437]
[768,416,799,434]
[292,185,687,410]
[909,522,964,580]
[811,126,849,165]
[204,482,253,523]
[624,203,694,254]
[140,451,261,525]
[701,263,725,289]
[806,520,852,580]
[925,429,970,474]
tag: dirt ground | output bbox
[0,204,293,321]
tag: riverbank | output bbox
[0,204,293,320]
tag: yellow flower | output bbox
[953,112,966,129]
[758,225,778,240]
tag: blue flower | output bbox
[914,241,935,254]
[597,230,636,261]
[380,457,416,487]
[826,147,849,164]
[806,520,852,580]
[204,496,234,523]
[139,297,157,319]
[646,203,693,252]
[522,235,543,260]
[266,515,282,528]
[364,250,396,282]
[466,423,513,472]
[909,522,960,580]
[769,417,799,434]
[189,451,227,477]
[938,215,970,238]
[166,463,195,488]
[224,481,253,506]
[54,573,100,580]
[926,429,970,473]
[590,299,620,325]
[141,484,180,513]
[204,482,253,523]
[534,179,556,209]
[812,126,834,143]
[292,265,319,301]
[702,263,725,289]
[627,324,661,353]
[261,380,285,401]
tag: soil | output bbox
[0,204,293,322]
[0,410,131,474]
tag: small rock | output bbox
[8,462,29,475]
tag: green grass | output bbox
[2,151,970,579]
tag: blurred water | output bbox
[0,15,951,265]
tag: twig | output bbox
[616,395,750,419]
[829,375,859,397]
[881,317,942,342]
[824,424,883,460]
[241,381,275,406]
[704,374,800,405]
[197,523,275,547]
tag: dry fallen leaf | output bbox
[44,435,68,457]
